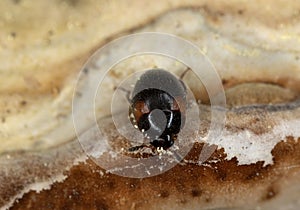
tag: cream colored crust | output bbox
[1,0,300,152]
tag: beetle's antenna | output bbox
[114,86,131,102]
[179,67,191,80]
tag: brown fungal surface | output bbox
[8,138,300,210]
[1,1,300,210]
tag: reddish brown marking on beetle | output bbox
[132,100,149,124]
[172,96,186,114]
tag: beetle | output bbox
[128,68,188,151]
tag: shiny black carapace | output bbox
[129,69,187,150]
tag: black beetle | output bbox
[128,69,187,150]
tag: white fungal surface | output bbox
[210,118,300,165]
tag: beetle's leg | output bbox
[179,67,191,80]
[179,68,190,93]
[114,86,131,103]
[179,68,202,107]
[128,144,149,152]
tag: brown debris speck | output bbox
[238,9,244,15]
[262,186,278,201]
[20,100,27,106]
[191,188,202,197]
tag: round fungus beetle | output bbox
[128,69,188,151]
